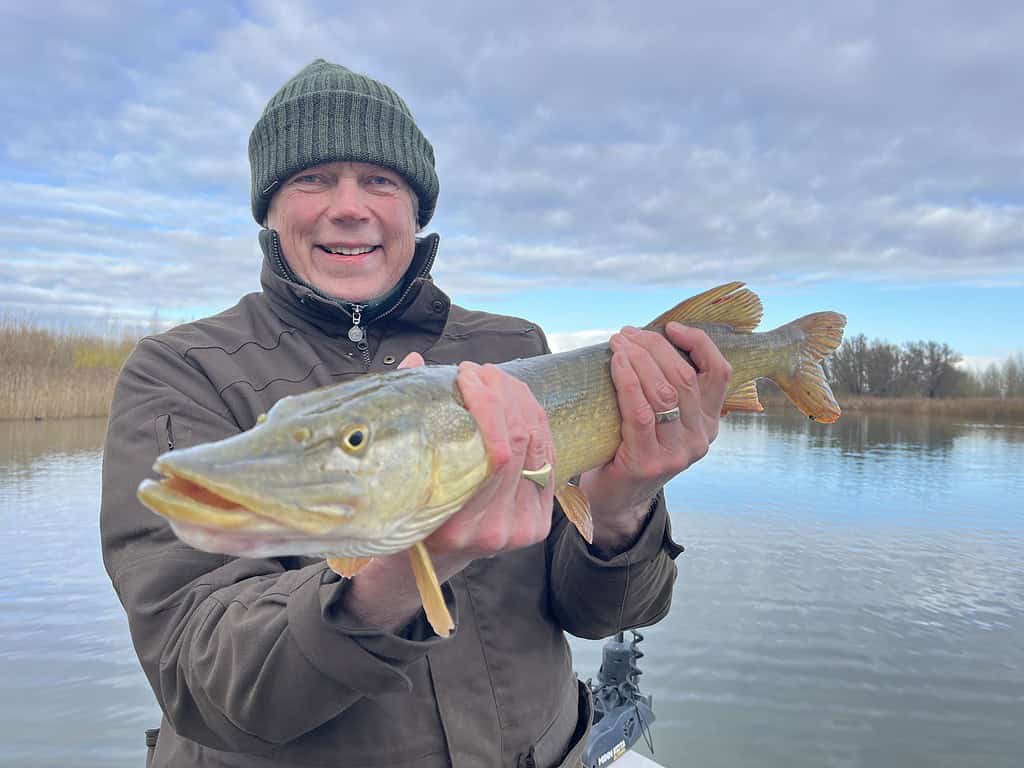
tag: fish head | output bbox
[137,368,458,559]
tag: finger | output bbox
[478,364,532,469]
[457,362,513,470]
[472,365,552,550]
[621,326,700,394]
[512,417,555,543]
[665,323,730,383]
[608,341,680,453]
[397,351,425,369]
[620,326,710,445]
[664,323,731,437]
[617,329,694,426]
[608,334,658,450]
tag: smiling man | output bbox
[266,162,419,302]
[101,59,731,767]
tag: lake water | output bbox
[1,411,1022,767]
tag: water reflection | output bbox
[726,407,1024,456]
[0,417,109,465]
[1,418,160,767]
[2,413,1023,768]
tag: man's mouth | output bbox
[318,244,379,256]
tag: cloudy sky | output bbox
[2,0,1021,365]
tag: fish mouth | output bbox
[137,474,300,555]
[138,475,271,530]
[137,469,360,557]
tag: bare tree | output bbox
[1005,353,1024,397]
[865,340,901,396]
[922,341,963,398]
[828,334,869,394]
[978,363,1004,397]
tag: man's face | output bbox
[266,161,418,302]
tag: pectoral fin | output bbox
[408,542,454,637]
[325,556,374,577]
[555,484,594,544]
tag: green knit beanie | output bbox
[248,59,439,227]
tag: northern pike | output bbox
[138,282,845,635]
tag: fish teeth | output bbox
[322,245,376,255]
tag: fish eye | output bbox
[340,424,369,454]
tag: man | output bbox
[101,60,731,767]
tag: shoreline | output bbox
[3,368,1023,423]
[758,393,1024,422]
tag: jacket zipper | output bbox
[268,231,294,284]
[347,304,372,367]
[370,233,440,326]
[270,231,441,371]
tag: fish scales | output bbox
[501,344,621,488]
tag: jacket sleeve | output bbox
[100,337,453,754]
[529,327,685,640]
[546,492,684,639]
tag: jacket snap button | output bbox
[431,300,445,313]
[383,355,396,365]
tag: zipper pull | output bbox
[347,304,365,342]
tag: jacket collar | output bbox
[258,229,448,339]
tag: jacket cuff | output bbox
[581,491,684,566]
[287,566,457,696]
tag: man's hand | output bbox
[340,353,557,632]
[579,323,732,553]
[425,359,556,561]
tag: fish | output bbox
[137,282,846,636]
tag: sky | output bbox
[2,0,1021,369]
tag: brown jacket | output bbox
[101,233,683,768]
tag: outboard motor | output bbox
[582,630,656,767]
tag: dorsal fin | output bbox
[646,282,763,333]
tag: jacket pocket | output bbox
[554,681,593,768]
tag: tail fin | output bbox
[773,312,846,423]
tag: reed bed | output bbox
[832,395,1024,422]
[760,391,1024,423]
[0,318,136,421]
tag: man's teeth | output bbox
[322,245,376,255]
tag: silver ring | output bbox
[654,406,681,424]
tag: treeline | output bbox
[824,334,1024,399]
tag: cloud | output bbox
[2,0,1023,330]
[546,329,615,353]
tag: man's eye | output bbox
[367,175,397,187]
[294,174,324,184]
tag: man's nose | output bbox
[326,179,370,221]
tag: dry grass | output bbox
[0,318,137,421]
[760,388,1024,422]
[831,395,1024,421]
